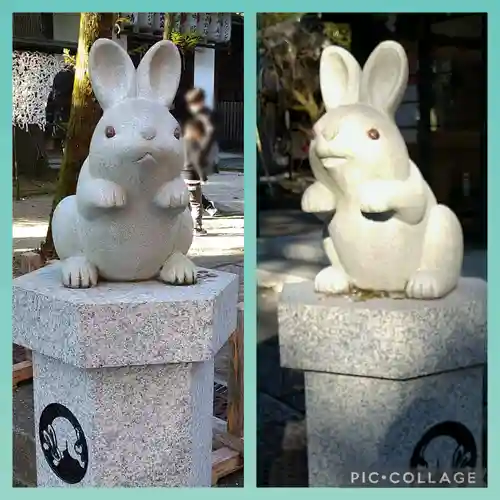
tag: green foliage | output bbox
[323,22,351,49]
[126,32,201,58]
[258,15,353,125]
[62,48,76,68]
[113,14,201,54]
[115,16,132,28]
[258,13,303,30]
[169,31,202,52]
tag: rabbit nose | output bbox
[315,134,332,159]
[140,127,157,140]
[321,124,338,140]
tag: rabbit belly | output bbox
[52,195,84,259]
[79,212,180,281]
[331,211,426,291]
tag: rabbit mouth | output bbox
[135,152,157,165]
[322,156,348,168]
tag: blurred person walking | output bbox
[181,118,210,235]
[185,88,220,216]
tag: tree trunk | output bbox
[163,13,174,40]
[41,12,114,259]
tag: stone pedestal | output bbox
[13,264,238,487]
[278,278,486,487]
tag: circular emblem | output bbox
[39,403,89,484]
[410,421,477,470]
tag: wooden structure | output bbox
[13,359,33,389]
[211,303,244,484]
[214,18,244,152]
[13,253,244,485]
[12,252,42,389]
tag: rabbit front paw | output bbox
[314,266,351,295]
[159,252,197,285]
[406,270,444,299]
[302,181,336,213]
[61,256,98,288]
[154,177,189,209]
[92,180,126,208]
[358,180,396,214]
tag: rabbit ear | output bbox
[136,40,181,108]
[320,45,361,110]
[88,38,137,110]
[360,41,408,116]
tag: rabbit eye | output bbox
[174,127,181,140]
[367,128,380,140]
[105,126,116,138]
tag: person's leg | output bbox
[201,176,218,215]
[201,193,211,209]
[202,193,218,216]
[189,184,206,235]
[201,145,220,214]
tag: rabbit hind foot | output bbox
[406,204,463,299]
[61,256,98,289]
[314,266,352,295]
[159,252,197,286]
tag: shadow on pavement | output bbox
[257,290,308,487]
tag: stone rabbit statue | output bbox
[302,41,463,299]
[52,39,196,288]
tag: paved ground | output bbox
[219,152,244,172]
[13,170,244,487]
[257,210,487,291]
[256,209,487,487]
[13,171,244,256]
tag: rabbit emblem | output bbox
[410,421,477,473]
[302,41,463,299]
[41,417,86,469]
[52,39,196,288]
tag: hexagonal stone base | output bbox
[13,264,238,368]
[278,278,486,487]
[278,278,486,379]
[13,263,238,487]
[33,353,214,487]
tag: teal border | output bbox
[243,7,257,490]
[1,1,496,497]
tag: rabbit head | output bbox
[87,39,183,184]
[42,425,63,465]
[313,41,411,193]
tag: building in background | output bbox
[258,13,486,246]
[338,13,486,246]
[13,12,243,183]
[114,13,244,152]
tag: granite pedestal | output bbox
[278,278,486,487]
[13,264,238,487]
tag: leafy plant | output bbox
[169,31,202,52]
[62,48,76,68]
[258,15,352,125]
[114,16,133,30]
[258,13,303,30]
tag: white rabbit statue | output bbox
[52,39,196,288]
[302,41,463,299]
